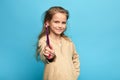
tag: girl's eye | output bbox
[54,21,59,23]
[62,22,66,24]
[54,21,66,24]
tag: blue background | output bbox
[0,0,120,80]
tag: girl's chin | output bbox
[54,32,63,35]
[56,31,63,34]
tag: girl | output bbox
[36,6,80,80]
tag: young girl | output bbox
[36,6,80,80]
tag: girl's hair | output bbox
[36,6,69,60]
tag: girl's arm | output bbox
[72,43,80,78]
[38,39,56,63]
[38,39,50,63]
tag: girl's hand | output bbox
[43,45,56,61]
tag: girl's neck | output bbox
[49,33,62,42]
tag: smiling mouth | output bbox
[56,29,63,31]
[56,29,63,30]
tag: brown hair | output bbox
[36,6,69,60]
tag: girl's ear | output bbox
[45,21,49,28]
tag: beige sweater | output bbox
[38,36,80,80]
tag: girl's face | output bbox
[47,13,67,36]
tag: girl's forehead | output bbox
[52,13,67,20]
[54,12,66,16]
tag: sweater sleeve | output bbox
[72,42,80,78]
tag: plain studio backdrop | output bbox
[0,0,120,80]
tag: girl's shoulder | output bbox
[38,35,46,43]
[65,38,76,49]
[62,36,73,44]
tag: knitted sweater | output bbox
[38,36,80,80]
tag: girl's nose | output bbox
[58,23,63,28]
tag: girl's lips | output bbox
[56,29,63,31]
[56,30,63,33]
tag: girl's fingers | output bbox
[43,49,50,55]
[45,46,55,54]
[45,53,55,60]
[43,45,55,60]
[44,53,49,56]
